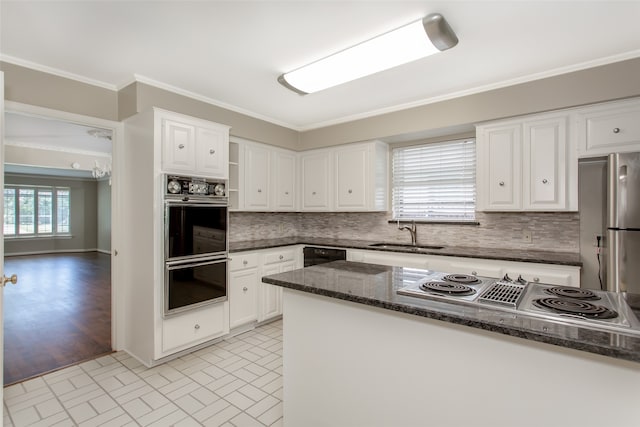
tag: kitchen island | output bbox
[263,261,640,427]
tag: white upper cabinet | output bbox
[333,141,389,211]
[523,116,568,210]
[195,125,229,178]
[576,97,640,157]
[476,123,522,210]
[301,150,333,211]
[230,137,297,211]
[477,112,577,211]
[160,110,230,179]
[272,150,296,211]
[244,143,271,210]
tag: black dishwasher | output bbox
[303,246,347,267]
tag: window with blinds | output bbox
[392,139,476,221]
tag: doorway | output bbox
[3,107,120,384]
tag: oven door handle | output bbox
[166,258,228,270]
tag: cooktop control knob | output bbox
[213,183,225,196]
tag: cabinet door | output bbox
[477,124,522,210]
[335,144,368,210]
[273,151,296,210]
[229,269,258,329]
[260,264,284,322]
[162,119,196,173]
[196,125,228,179]
[577,99,640,157]
[244,144,270,210]
[301,151,332,210]
[523,116,567,210]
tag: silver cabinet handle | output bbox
[312,191,316,195]
[542,179,548,184]
[243,260,248,265]
[613,127,620,134]
[279,255,284,260]
[285,191,289,195]
[348,189,353,194]
[533,277,540,282]
[178,144,185,149]
[499,181,505,186]
[194,324,200,330]
[209,149,215,154]
[243,287,248,292]
[257,189,262,193]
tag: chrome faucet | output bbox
[397,220,417,246]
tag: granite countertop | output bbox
[262,260,640,363]
[229,237,581,266]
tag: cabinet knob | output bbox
[499,181,505,186]
[285,191,289,195]
[243,286,248,292]
[542,179,548,184]
[243,260,248,265]
[257,189,262,193]
[613,127,620,134]
[348,189,353,194]
[312,191,317,195]
[178,144,185,149]
[533,277,540,282]
[279,255,284,260]
[471,271,477,276]
[194,324,200,330]
[209,149,215,154]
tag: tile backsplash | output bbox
[230,211,579,253]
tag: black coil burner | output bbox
[533,298,618,319]
[420,281,476,296]
[546,287,600,300]
[442,274,480,285]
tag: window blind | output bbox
[392,139,476,221]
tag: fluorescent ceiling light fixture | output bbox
[278,13,458,95]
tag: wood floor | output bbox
[3,252,112,385]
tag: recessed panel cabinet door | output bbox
[301,151,331,210]
[523,117,567,209]
[335,144,368,210]
[196,126,228,179]
[478,124,522,210]
[244,144,270,210]
[162,119,196,172]
[229,269,258,329]
[273,151,296,210]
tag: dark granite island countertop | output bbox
[262,260,640,363]
[229,237,581,266]
[267,261,640,427]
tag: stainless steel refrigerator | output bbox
[607,152,640,309]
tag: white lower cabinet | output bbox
[229,246,302,330]
[348,249,580,287]
[161,303,228,355]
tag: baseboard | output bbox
[4,248,102,257]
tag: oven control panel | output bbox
[166,175,226,198]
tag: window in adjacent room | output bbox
[392,138,476,221]
[3,186,71,237]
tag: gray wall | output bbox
[4,174,99,256]
[299,57,640,149]
[578,159,608,290]
[97,179,111,253]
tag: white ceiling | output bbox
[2,1,640,131]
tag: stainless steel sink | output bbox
[369,243,444,251]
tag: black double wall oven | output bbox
[164,175,228,316]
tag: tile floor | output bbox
[3,320,283,427]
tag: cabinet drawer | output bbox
[229,253,259,271]
[263,249,295,265]
[162,303,227,353]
